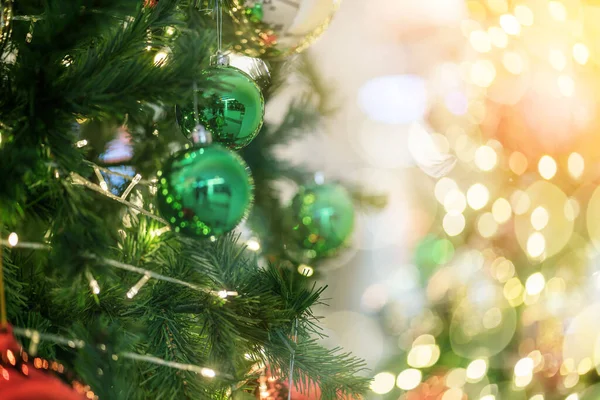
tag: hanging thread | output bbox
[215,0,223,55]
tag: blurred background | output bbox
[273,0,600,399]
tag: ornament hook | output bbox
[191,125,212,146]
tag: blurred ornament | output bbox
[143,0,158,7]
[449,282,517,359]
[0,0,12,52]
[407,123,457,178]
[157,126,253,237]
[254,368,324,400]
[283,182,354,263]
[177,64,264,150]
[0,325,88,400]
[358,75,428,124]
[226,0,340,59]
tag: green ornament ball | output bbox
[284,183,355,261]
[177,65,264,150]
[157,143,254,238]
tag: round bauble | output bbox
[157,143,254,237]
[225,0,340,59]
[177,65,264,150]
[283,183,354,262]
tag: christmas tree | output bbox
[0,0,371,398]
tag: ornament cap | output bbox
[211,51,230,67]
[191,125,212,145]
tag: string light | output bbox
[85,270,100,295]
[76,139,88,148]
[121,174,142,200]
[246,239,260,251]
[298,264,314,277]
[126,274,151,299]
[153,50,169,66]
[7,233,18,247]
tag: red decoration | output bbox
[0,324,90,400]
[144,0,158,8]
[255,368,356,400]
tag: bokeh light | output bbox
[525,272,545,296]
[538,156,557,180]
[475,145,498,171]
[573,43,589,65]
[467,183,489,210]
[396,369,422,391]
[444,213,466,237]
[466,359,488,382]
[492,198,512,223]
[471,60,497,88]
[499,14,521,36]
[445,190,467,215]
[478,212,498,238]
[371,372,396,394]
[503,51,524,75]
[548,1,567,21]
[514,5,534,26]
[509,152,528,175]
[568,152,585,179]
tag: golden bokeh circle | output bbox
[514,180,574,259]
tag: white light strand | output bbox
[0,239,50,250]
[71,172,169,226]
[120,174,142,200]
[88,255,238,299]
[0,239,237,300]
[93,167,109,192]
[11,327,232,379]
[126,274,151,299]
[85,270,101,295]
